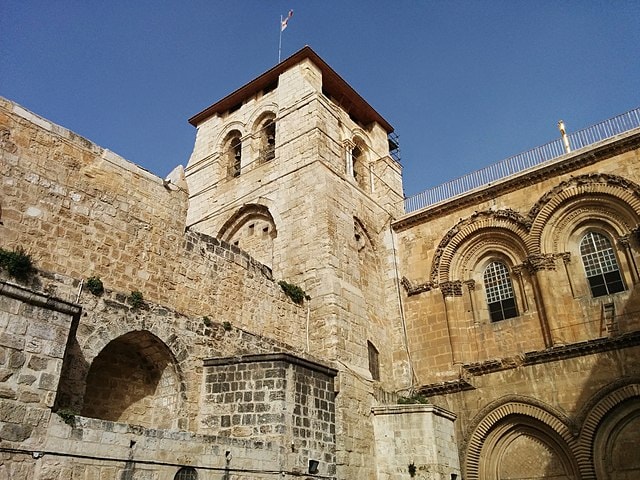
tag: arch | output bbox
[81,330,183,429]
[220,129,243,178]
[174,467,198,480]
[528,173,640,255]
[578,383,640,480]
[464,399,579,480]
[431,209,530,284]
[218,204,277,268]
[350,135,369,190]
[252,110,277,163]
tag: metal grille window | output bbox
[580,231,625,297]
[174,467,197,480]
[483,261,518,322]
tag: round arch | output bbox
[218,203,278,269]
[81,330,184,429]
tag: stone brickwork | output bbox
[0,282,79,444]
[202,353,337,477]
[3,44,640,479]
[372,404,460,480]
[185,48,408,478]
[394,127,640,479]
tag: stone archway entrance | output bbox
[81,330,181,429]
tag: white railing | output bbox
[404,107,640,213]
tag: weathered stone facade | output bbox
[1,46,639,479]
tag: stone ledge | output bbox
[0,281,81,318]
[371,403,457,421]
[203,352,338,377]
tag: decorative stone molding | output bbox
[416,378,475,397]
[463,279,476,291]
[430,208,530,283]
[400,276,436,296]
[524,253,558,272]
[441,280,463,297]
[463,397,579,480]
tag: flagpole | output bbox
[278,15,283,63]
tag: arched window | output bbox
[260,118,276,162]
[579,231,625,297]
[174,467,197,480]
[223,131,242,178]
[483,261,518,322]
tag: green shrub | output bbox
[86,276,104,296]
[128,290,144,309]
[278,280,310,305]
[203,316,212,327]
[398,393,429,405]
[56,408,77,427]
[222,321,232,331]
[0,247,34,281]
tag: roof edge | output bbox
[188,46,393,133]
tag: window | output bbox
[579,231,625,297]
[174,467,197,480]
[224,131,242,178]
[483,261,518,322]
[230,137,241,177]
[351,146,362,181]
[367,341,380,380]
[262,119,276,162]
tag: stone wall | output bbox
[184,57,409,479]
[372,404,460,480]
[393,129,640,479]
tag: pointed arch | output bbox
[577,382,640,480]
[464,398,579,480]
[528,173,640,255]
[430,209,530,284]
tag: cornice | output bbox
[393,130,640,231]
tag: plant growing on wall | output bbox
[128,290,144,309]
[398,393,429,405]
[222,321,232,331]
[86,276,104,296]
[0,247,34,281]
[56,408,77,427]
[278,280,310,305]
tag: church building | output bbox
[1,46,639,480]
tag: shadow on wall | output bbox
[56,330,183,430]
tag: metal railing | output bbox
[404,107,640,213]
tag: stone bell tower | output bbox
[184,46,408,478]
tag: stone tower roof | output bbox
[188,45,394,133]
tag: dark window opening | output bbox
[580,231,626,297]
[174,467,197,480]
[367,341,380,381]
[484,261,519,322]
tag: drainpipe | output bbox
[558,120,571,153]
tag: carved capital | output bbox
[524,254,557,273]
[463,279,476,291]
[401,276,436,296]
[441,280,463,297]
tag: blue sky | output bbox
[2,1,639,197]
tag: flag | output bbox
[281,10,293,31]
